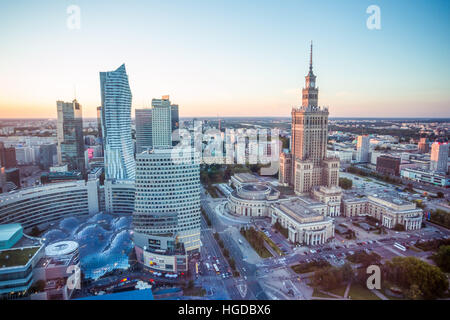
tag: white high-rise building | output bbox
[356,135,370,163]
[100,64,135,180]
[151,96,172,148]
[135,108,153,154]
[15,146,35,165]
[430,141,449,173]
[133,147,201,273]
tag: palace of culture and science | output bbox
[279,43,342,215]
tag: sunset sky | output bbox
[0,0,449,119]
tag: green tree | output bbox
[383,257,448,299]
[405,284,422,300]
[341,263,355,282]
[312,267,344,291]
[339,177,353,190]
[229,258,236,270]
[29,226,41,237]
[432,245,450,272]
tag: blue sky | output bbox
[0,0,449,118]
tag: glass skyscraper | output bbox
[56,99,85,173]
[151,96,172,148]
[100,64,135,180]
[135,108,153,154]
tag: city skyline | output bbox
[0,0,449,119]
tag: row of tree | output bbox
[383,256,448,299]
[240,227,271,258]
[429,209,450,229]
[273,221,289,239]
[346,166,402,184]
[311,255,448,299]
[213,232,239,277]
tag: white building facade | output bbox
[133,148,201,272]
[0,180,99,228]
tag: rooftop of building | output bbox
[43,171,82,179]
[369,193,411,206]
[233,173,259,183]
[0,246,41,268]
[0,223,22,242]
[273,197,328,224]
[312,185,342,195]
[241,184,270,192]
[402,167,448,176]
[0,180,90,202]
[45,240,78,257]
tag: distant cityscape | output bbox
[0,44,449,302]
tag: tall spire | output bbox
[309,40,313,72]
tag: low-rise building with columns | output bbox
[311,185,342,217]
[227,183,281,217]
[342,194,423,231]
[269,198,334,245]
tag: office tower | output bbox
[290,43,340,194]
[430,140,449,173]
[418,137,430,154]
[356,135,370,163]
[0,167,6,193]
[96,106,104,157]
[151,96,172,148]
[0,142,17,169]
[100,64,135,180]
[279,152,292,185]
[56,99,85,173]
[15,146,35,165]
[135,108,152,154]
[376,155,401,176]
[171,104,179,145]
[39,144,57,170]
[133,148,201,273]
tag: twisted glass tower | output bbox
[100,64,135,180]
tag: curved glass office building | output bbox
[100,64,135,180]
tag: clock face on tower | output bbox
[310,80,315,87]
